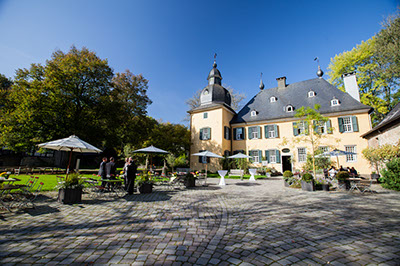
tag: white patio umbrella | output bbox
[132,145,169,171]
[38,135,102,174]
[192,150,223,185]
[228,152,252,180]
[316,149,356,168]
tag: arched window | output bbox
[308,91,315,97]
[251,110,257,117]
[286,105,294,112]
[331,98,340,106]
[270,96,277,103]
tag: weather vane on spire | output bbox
[314,57,324,78]
[213,53,217,68]
[259,72,265,90]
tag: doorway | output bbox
[282,156,292,172]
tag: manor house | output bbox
[188,60,373,175]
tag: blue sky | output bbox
[0,0,398,125]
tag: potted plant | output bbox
[136,174,153,194]
[336,171,350,190]
[56,173,84,204]
[301,172,314,191]
[283,170,294,187]
[183,173,196,188]
[266,168,272,178]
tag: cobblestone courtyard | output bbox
[1,177,400,265]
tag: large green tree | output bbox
[327,13,400,125]
[0,46,152,153]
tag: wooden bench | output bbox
[229,169,244,177]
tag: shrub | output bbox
[336,171,349,181]
[380,158,400,191]
[302,173,313,182]
[283,170,293,180]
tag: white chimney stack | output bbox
[342,72,360,102]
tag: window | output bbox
[286,105,294,112]
[298,148,307,163]
[233,127,245,140]
[203,89,209,95]
[345,145,357,162]
[314,120,332,134]
[248,126,261,140]
[265,150,281,164]
[198,150,210,163]
[199,127,211,140]
[224,126,231,140]
[270,96,277,103]
[338,116,358,133]
[251,110,257,117]
[293,121,308,136]
[203,112,208,119]
[331,98,340,106]
[265,125,279,138]
[249,150,262,163]
[318,146,329,153]
[308,91,315,97]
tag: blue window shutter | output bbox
[305,121,309,135]
[327,120,332,134]
[208,128,211,140]
[258,150,262,161]
[257,126,261,139]
[264,126,269,138]
[200,128,203,140]
[293,122,298,136]
[249,150,253,163]
[352,116,359,132]
[243,127,246,140]
[274,125,279,138]
[265,150,270,163]
[248,127,252,139]
[338,118,344,133]
[233,128,237,140]
[276,150,281,163]
[313,120,318,133]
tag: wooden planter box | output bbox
[138,183,153,194]
[301,180,314,191]
[58,188,82,204]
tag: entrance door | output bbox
[282,155,292,172]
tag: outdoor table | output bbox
[348,178,363,192]
[99,179,125,197]
[218,170,228,186]
[0,184,26,211]
[0,178,21,184]
[249,169,257,181]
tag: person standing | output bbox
[126,157,137,195]
[106,157,117,179]
[123,157,130,190]
[98,157,108,188]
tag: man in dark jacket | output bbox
[106,157,117,179]
[98,157,108,188]
[126,157,137,195]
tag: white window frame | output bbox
[203,112,208,119]
[235,128,244,140]
[249,126,260,140]
[342,116,353,132]
[269,153,277,163]
[268,127,276,138]
[316,121,327,134]
[308,91,315,97]
[200,127,211,140]
[251,110,257,117]
[270,96,277,103]
[345,145,357,162]
[318,146,329,153]
[286,105,294,112]
[297,121,306,135]
[298,147,307,163]
[249,150,260,163]
[331,99,340,106]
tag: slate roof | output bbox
[231,77,372,124]
[361,102,400,138]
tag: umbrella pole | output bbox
[336,155,340,168]
[205,163,208,186]
[66,149,73,178]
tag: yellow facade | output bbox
[231,111,372,175]
[190,105,234,172]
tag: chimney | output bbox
[342,72,360,102]
[276,76,286,89]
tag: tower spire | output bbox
[213,53,217,68]
[259,72,265,90]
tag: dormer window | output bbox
[270,96,277,103]
[308,91,316,97]
[203,89,209,95]
[331,98,340,106]
[251,110,257,117]
[286,105,294,112]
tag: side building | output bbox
[189,62,373,175]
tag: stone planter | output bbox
[301,180,314,191]
[322,184,330,191]
[185,178,196,188]
[138,183,153,194]
[283,180,291,187]
[58,188,82,204]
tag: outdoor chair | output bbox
[18,182,44,209]
[196,173,207,186]
[358,178,375,193]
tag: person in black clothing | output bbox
[98,157,108,188]
[106,157,117,179]
[126,157,137,195]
